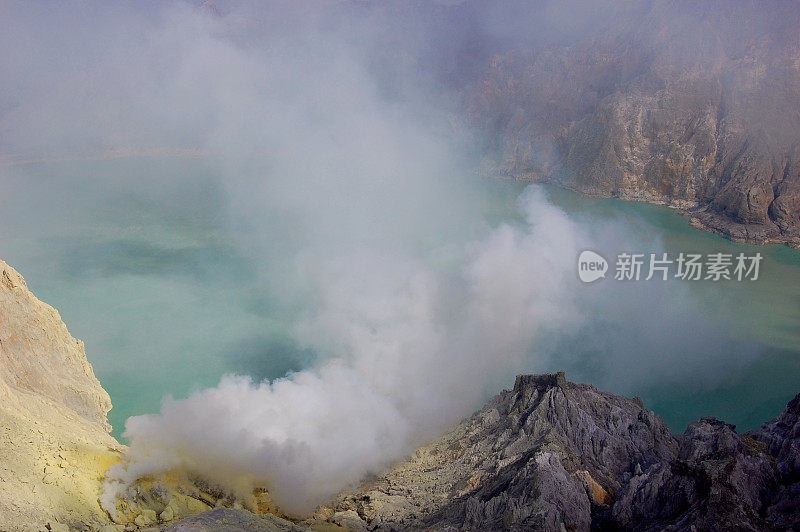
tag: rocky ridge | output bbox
[158,371,800,530]
[304,372,800,531]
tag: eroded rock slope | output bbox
[0,259,122,531]
[308,373,799,531]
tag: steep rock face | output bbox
[464,1,800,246]
[309,374,799,531]
[612,419,778,531]
[750,394,800,528]
[0,259,122,531]
[0,259,112,428]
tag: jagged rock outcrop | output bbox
[304,372,799,531]
[612,419,777,531]
[461,1,800,246]
[133,372,799,530]
[0,259,123,531]
[750,394,800,529]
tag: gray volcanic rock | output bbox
[750,393,800,528]
[612,418,778,531]
[163,374,800,530]
[421,373,676,531]
[311,372,664,530]
[307,374,799,531]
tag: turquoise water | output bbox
[1,160,798,438]
[0,158,303,438]
[537,184,800,431]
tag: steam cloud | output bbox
[2,0,585,516]
[2,0,773,518]
[102,189,579,514]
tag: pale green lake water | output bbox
[1,159,799,439]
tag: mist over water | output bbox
[2,0,800,518]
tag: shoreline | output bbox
[494,174,800,250]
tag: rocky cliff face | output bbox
[749,394,800,528]
[462,1,800,246]
[0,259,122,531]
[302,372,799,531]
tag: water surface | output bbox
[1,160,798,438]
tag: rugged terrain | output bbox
[456,1,800,246]
[158,371,800,531]
[305,372,800,531]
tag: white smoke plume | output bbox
[101,188,579,515]
[0,1,585,516]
